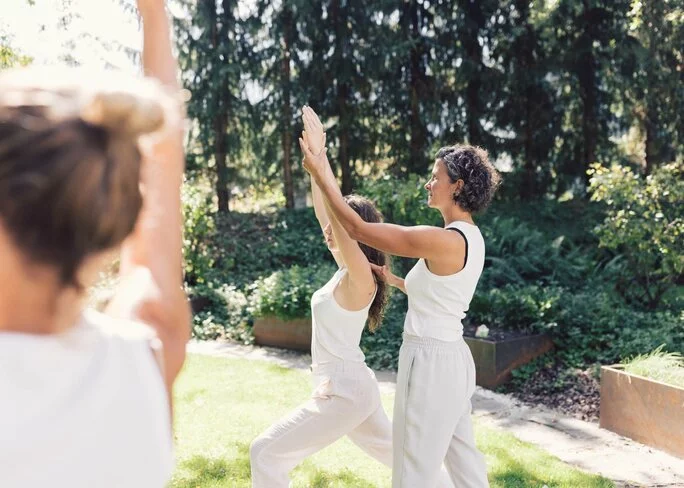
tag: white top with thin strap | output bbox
[403,221,485,342]
[310,268,376,365]
[0,309,173,488]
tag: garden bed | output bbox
[600,365,684,458]
[462,326,553,388]
[501,360,601,422]
[253,315,311,352]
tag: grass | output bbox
[621,345,684,388]
[171,354,614,488]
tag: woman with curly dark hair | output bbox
[300,106,500,488]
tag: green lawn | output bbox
[171,355,614,488]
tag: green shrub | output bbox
[249,263,337,321]
[207,208,332,287]
[545,288,683,366]
[189,283,252,342]
[469,284,562,332]
[182,181,216,285]
[479,217,593,289]
[359,174,441,227]
[589,161,684,309]
[468,282,683,367]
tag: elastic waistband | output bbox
[402,332,465,350]
[311,360,368,376]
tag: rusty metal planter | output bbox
[463,333,553,388]
[600,366,684,458]
[253,316,311,352]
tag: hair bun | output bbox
[81,89,165,136]
[0,67,183,139]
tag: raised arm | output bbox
[302,107,374,298]
[107,0,190,393]
[301,141,463,264]
[308,143,344,269]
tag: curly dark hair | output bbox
[436,144,501,213]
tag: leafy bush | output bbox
[544,288,683,366]
[183,181,216,285]
[469,284,562,332]
[479,217,594,289]
[589,161,684,309]
[249,263,337,321]
[468,282,683,366]
[189,283,252,342]
[360,174,441,228]
[205,208,332,288]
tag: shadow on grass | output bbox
[487,445,614,488]
[306,467,378,488]
[172,443,380,488]
[172,443,251,487]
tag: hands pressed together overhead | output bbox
[299,105,329,180]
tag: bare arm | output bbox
[322,179,376,299]
[304,148,463,263]
[310,172,344,269]
[107,0,190,393]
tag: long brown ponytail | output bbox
[343,194,388,332]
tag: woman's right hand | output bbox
[370,263,394,285]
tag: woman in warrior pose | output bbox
[300,106,499,488]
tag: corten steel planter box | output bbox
[600,366,684,459]
[253,316,311,352]
[463,332,553,388]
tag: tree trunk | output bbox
[408,0,427,174]
[332,0,353,194]
[337,85,352,195]
[206,0,231,212]
[643,0,660,176]
[460,0,485,146]
[578,0,597,186]
[520,7,537,200]
[280,6,294,208]
[214,116,230,212]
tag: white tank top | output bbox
[0,309,173,488]
[310,268,376,364]
[403,221,485,341]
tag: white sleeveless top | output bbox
[403,221,485,341]
[310,268,376,365]
[0,309,173,488]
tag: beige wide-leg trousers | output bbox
[250,360,454,488]
[393,334,489,488]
